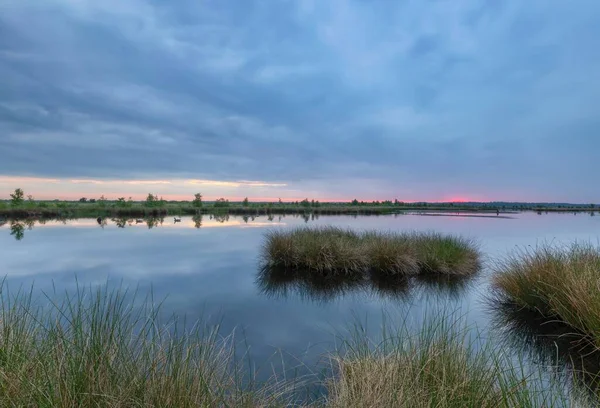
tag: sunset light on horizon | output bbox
[0,175,553,203]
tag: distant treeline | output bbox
[0,188,597,218]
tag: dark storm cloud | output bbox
[1,0,599,201]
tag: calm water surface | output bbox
[1,212,599,392]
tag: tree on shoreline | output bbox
[10,188,24,206]
[193,193,203,208]
[213,198,230,208]
[145,193,162,207]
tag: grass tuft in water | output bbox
[326,312,570,408]
[413,232,481,276]
[262,227,367,276]
[262,227,480,278]
[492,242,600,348]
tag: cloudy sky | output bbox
[1,0,598,202]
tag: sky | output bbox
[1,0,599,203]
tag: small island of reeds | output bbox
[261,227,481,278]
[492,243,600,347]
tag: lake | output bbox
[1,211,599,397]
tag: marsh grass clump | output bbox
[0,284,296,407]
[414,232,481,276]
[362,232,419,276]
[262,227,480,278]
[492,243,600,347]
[326,315,568,408]
[262,227,367,276]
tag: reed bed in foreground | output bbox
[0,284,295,407]
[326,314,571,408]
[0,282,590,407]
[492,243,600,348]
[262,227,480,277]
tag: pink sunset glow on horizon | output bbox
[0,175,570,204]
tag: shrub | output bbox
[145,193,159,207]
[213,198,230,208]
[193,193,203,208]
[10,188,24,206]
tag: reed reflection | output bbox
[257,266,475,304]
[492,301,600,402]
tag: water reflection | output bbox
[213,214,229,223]
[1,215,287,237]
[257,266,474,304]
[493,301,600,401]
[6,218,40,240]
[257,266,366,303]
[10,222,25,241]
[146,217,164,229]
[112,217,129,228]
[411,274,477,299]
[368,273,412,300]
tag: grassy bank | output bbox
[3,203,599,223]
[492,243,600,347]
[0,202,400,219]
[0,282,582,407]
[262,227,480,277]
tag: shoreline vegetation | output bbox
[492,243,600,348]
[0,282,580,407]
[1,188,598,219]
[262,227,481,277]
[329,316,573,408]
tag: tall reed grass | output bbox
[326,313,571,408]
[0,281,589,407]
[492,243,600,348]
[262,227,480,278]
[0,283,295,407]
